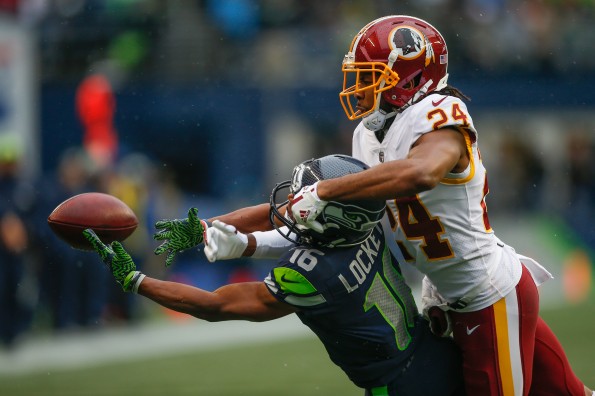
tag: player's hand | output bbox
[427,306,453,337]
[420,276,452,337]
[204,220,248,262]
[289,182,327,233]
[83,229,141,292]
[153,207,207,267]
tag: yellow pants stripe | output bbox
[494,297,515,395]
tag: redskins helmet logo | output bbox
[389,25,435,66]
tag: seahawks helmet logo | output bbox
[323,203,381,234]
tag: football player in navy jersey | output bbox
[84,155,464,396]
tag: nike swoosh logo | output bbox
[466,324,480,335]
[280,274,300,284]
[432,96,447,107]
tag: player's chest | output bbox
[355,131,412,165]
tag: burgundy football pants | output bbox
[449,265,585,395]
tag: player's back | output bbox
[265,225,424,388]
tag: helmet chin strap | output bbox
[363,49,398,132]
[363,109,396,132]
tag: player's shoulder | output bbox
[412,93,468,114]
[402,93,476,135]
[272,246,333,292]
[265,246,335,307]
[270,266,319,296]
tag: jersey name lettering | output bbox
[338,232,381,293]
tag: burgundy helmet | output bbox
[340,15,449,120]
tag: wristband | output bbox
[129,271,146,294]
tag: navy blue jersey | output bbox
[265,225,423,389]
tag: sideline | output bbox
[0,315,310,376]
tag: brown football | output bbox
[47,192,138,250]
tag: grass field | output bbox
[0,299,593,396]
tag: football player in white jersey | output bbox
[287,15,592,396]
[150,15,593,396]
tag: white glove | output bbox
[203,220,248,263]
[289,182,327,233]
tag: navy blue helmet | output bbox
[269,154,386,248]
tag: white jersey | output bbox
[352,94,523,311]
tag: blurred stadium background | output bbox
[0,1,594,395]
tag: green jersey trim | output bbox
[272,267,318,295]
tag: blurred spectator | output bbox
[0,134,35,347]
[76,73,118,168]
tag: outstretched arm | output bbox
[84,228,297,322]
[317,128,468,201]
[209,203,274,234]
[288,128,468,228]
[138,278,296,322]
[153,203,286,266]
[198,131,465,231]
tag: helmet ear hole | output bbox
[408,73,423,89]
[270,155,386,248]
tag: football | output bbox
[47,192,139,250]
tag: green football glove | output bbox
[153,207,206,267]
[83,229,144,292]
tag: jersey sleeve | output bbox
[410,94,477,142]
[264,252,327,309]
